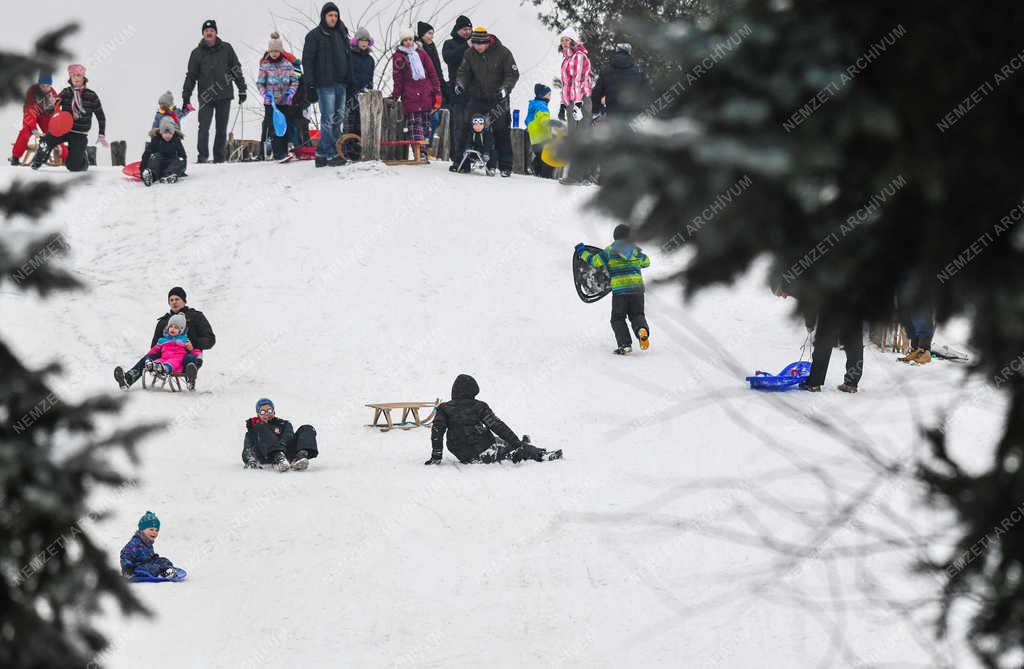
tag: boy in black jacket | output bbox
[458,115,495,173]
[242,398,319,472]
[425,374,562,465]
[141,116,188,186]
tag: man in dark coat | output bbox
[303,2,353,166]
[182,20,246,164]
[455,28,520,177]
[114,287,216,391]
[590,43,648,115]
[442,15,473,171]
[800,308,865,393]
[242,398,319,472]
[425,374,561,465]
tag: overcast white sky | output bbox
[2,0,564,153]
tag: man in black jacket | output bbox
[425,374,561,465]
[590,43,648,116]
[242,398,319,472]
[455,28,520,177]
[303,2,353,166]
[114,287,216,391]
[182,20,246,164]
[442,15,473,171]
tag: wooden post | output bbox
[434,108,451,162]
[86,146,97,166]
[511,128,529,175]
[382,98,406,161]
[110,140,126,166]
[359,90,383,161]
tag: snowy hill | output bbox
[0,161,999,668]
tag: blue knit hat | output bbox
[138,511,160,531]
[256,398,275,412]
[38,73,53,85]
[534,83,551,99]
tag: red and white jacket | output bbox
[560,43,593,106]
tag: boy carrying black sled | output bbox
[576,224,652,354]
[424,374,562,465]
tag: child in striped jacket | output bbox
[576,224,652,354]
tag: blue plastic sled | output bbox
[746,361,811,391]
[130,567,187,583]
[271,100,287,137]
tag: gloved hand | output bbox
[575,242,586,253]
[263,92,274,104]
[424,456,441,465]
[433,95,442,110]
[285,91,295,106]
[238,91,247,104]
[96,135,109,148]
[558,104,567,121]
[184,103,196,112]
[572,102,583,121]
[454,83,464,96]
[499,88,507,99]
[183,98,192,110]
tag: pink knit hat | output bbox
[67,64,87,76]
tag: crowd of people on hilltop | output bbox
[8,3,651,183]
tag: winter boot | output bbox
[273,451,291,472]
[184,362,198,391]
[29,140,49,170]
[9,156,19,167]
[614,346,632,355]
[542,449,563,461]
[114,366,138,390]
[501,169,512,177]
[315,155,327,168]
[449,164,459,172]
[638,328,650,351]
[291,449,310,471]
[486,167,496,177]
[899,347,923,363]
[327,156,348,167]
[161,173,178,184]
[911,349,932,365]
[837,383,858,393]
[141,168,154,187]
[799,381,822,392]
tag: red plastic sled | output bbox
[122,160,142,181]
[49,110,73,137]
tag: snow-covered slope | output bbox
[1,162,998,668]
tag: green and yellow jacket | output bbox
[580,242,651,295]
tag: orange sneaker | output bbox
[638,328,650,350]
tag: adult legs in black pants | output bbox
[248,423,319,464]
[610,293,650,349]
[491,107,513,172]
[806,311,864,389]
[196,99,231,163]
[448,102,467,169]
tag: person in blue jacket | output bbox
[120,511,177,578]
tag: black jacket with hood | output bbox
[591,50,648,114]
[151,306,216,350]
[441,18,471,104]
[302,2,353,90]
[455,34,519,104]
[430,374,522,463]
[141,130,187,169]
[182,37,246,106]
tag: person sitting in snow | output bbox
[576,224,651,355]
[242,398,319,472]
[115,287,216,391]
[425,374,561,465]
[120,511,177,579]
[526,83,554,178]
[141,313,197,376]
[140,116,188,186]
[152,90,193,131]
[457,114,494,171]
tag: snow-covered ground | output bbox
[1,161,1002,668]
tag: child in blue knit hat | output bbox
[120,511,177,578]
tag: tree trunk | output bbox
[359,90,383,161]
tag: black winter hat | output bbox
[451,374,480,400]
[417,21,434,39]
[167,286,187,303]
[613,224,632,241]
[534,83,552,99]
[454,15,472,32]
[202,19,218,33]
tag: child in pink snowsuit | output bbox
[145,313,200,375]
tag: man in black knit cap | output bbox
[442,15,473,171]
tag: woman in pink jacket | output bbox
[144,313,201,376]
[558,27,593,124]
[391,27,441,150]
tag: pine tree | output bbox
[1,25,161,669]
[570,1,1024,665]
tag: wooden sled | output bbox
[365,399,439,432]
[141,369,189,392]
[16,135,64,167]
[380,140,429,166]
